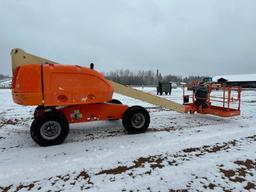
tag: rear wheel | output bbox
[122,106,150,134]
[34,106,56,119]
[30,112,69,146]
[34,106,45,119]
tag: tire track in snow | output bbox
[95,134,256,176]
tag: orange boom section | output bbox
[12,64,114,106]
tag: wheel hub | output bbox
[40,121,61,140]
[131,113,145,129]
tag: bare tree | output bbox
[105,69,207,86]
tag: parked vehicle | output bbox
[157,82,172,95]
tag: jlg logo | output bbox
[71,110,83,120]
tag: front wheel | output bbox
[122,106,150,134]
[30,112,69,146]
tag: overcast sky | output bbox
[0,0,256,76]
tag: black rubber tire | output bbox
[30,112,69,146]
[34,106,56,119]
[34,106,45,119]
[165,92,168,95]
[108,99,122,104]
[122,106,150,134]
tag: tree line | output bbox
[0,71,206,87]
[104,69,207,86]
[0,74,9,80]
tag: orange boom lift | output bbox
[11,49,241,146]
[12,49,150,146]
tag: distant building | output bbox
[213,74,256,88]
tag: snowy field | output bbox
[0,87,255,192]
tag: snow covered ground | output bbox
[0,78,12,88]
[0,87,255,192]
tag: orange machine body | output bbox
[59,103,128,123]
[12,64,114,106]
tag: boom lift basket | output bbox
[183,85,241,117]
